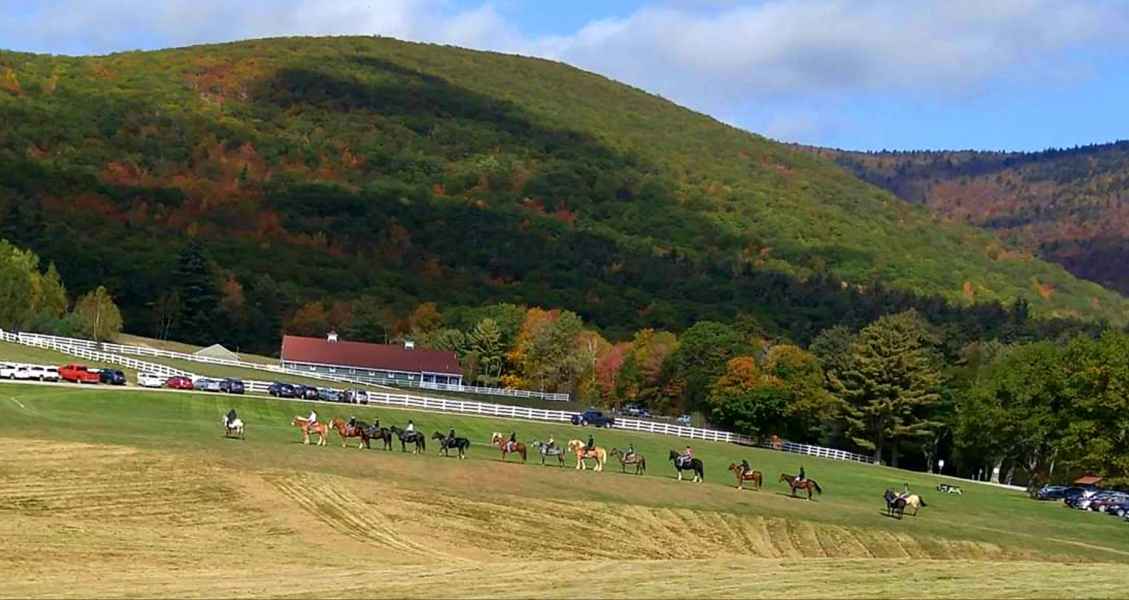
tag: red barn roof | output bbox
[281,335,461,375]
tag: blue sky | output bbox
[3,0,1128,151]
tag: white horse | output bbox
[223,416,245,440]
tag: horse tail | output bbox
[813,480,823,495]
[919,496,927,507]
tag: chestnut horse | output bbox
[609,448,647,475]
[291,416,327,446]
[728,463,763,490]
[490,432,527,462]
[567,440,607,472]
[780,473,823,499]
[329,417,370,449]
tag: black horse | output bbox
[884,489,907,519]
[668,450,704,483]
[432,431,470,459]
[363,421,393,451]
[390,426,426,454]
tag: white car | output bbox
[0,363,16,379]
[12,366,35,380]
[39,366,60,382]
[137,372,167,388]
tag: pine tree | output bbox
[171,241,221,345]
[831,310,941,464]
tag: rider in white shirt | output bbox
[307,409,318,427]
[405,420,415,434]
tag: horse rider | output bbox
[797,465,806,484]
[405,419,415,434]
[740,458,751,476]
[586,434,595,454]
[679,445,693,467]
[624,443,636,462]
[546,435,556,450]
[307,408,318,431]
[347,415,357,434]
[225,408,238,429]
[508,431,517,451]
[447,428,456,445]
[900,482,911,499]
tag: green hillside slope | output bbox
[1,37,1125,348]
[811,142,1129,296]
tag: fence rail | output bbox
[0,329,874,464]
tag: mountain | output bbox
[810,142,1129,296]
[0,37,1126,349]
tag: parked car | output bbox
[1036,484,1072,501]
[0,363,17,379]
[292,384,319,400]
[137,372,167,388]
[1070,489,1104,510]
[571,409,615,428]
[36,366,59,382]
[317,388,342,402]
[59,364,100,384]
[343,389,369,404]
[219,379,245,394]
[1103,499,1129,518]
[165,376,194,390]
[269,382,297,398]
[194,378,222,392]
[12,365,35,380]
[676,414,693,427]
[1087,492,1129,513]
[98,369,127,386]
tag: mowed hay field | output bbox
[1,385,1128,598]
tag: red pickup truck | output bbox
[59,364,100,384]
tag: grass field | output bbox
[1,384,1127,598]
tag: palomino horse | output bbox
[390,426,426,453]
[902,493,927,516]
[531,441,565,467]
[609,448,647,475]
[567,440,607,472]
[668,450,703,483]
[780,473,823,500]
[329,417,371,449]
[291,416,327,446]
[728,463,762,490]
[432,431,470,459]
[490,432,527,462]
[222,417,245,440]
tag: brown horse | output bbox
[728,463,763,490]
[490,432,527,462]
[291,416,327,446]
[610,448,646,475]
[780,473,822,499]
[329,417,369,449]
[567,440,607,472]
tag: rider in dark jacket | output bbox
[798,465,806,482]
[586,435,595,451]
[447,429,456,443]
[225,409,237,427]
[740,459,751,474]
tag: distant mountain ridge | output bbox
[0,36,1125,348]
[809,141,1129,296]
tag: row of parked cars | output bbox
[267,382,369,403]
[1,363,60,381]
[1036,484,1129,522]
[136,373,246,394]
[2,362,129,385]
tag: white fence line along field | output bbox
[0,329,875,464]
[16,331,570,402]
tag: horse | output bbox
[903,493,927,516]
[329,417,370,449]
[490,432,527,462]
[728,463,762,490]
[390,426,426,454]
[668,450,704,483]
[531,441,565,467]
[884,489,907,519]
[222,416,245,440]
[779,473,823,500]
[566,440,607,472]
[364,422,394,451]
[432,431,470,459]
[291,416,327,446]
[609,448,647,475]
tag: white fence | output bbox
[1,329,873,464]
[9,331,570,402]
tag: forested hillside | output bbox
[1,37,1126,355]
[812,142,1129,295]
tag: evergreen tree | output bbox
[171,241,221,345]
[832,310,942,464]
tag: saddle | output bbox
[676,456,691,468]
[503,441,516,452]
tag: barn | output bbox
[280,332,463,386]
